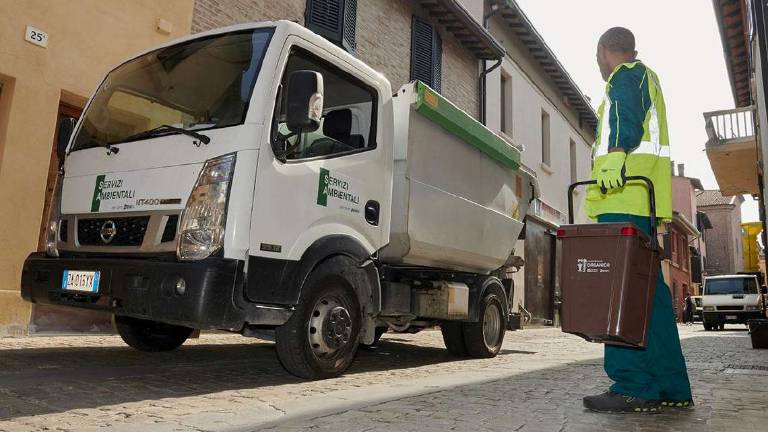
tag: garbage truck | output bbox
[21,21,535,379]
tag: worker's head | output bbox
[596,27,637,81]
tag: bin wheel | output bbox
[441,321,467,356]
[275,256,361,379]
[114,315,193,352]
[462,290,507,358]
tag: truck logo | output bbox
[316,168,360,209]
[100,220,117,244]
[90,175,136,212]
[91,175,106,212]
[317,168,330,207]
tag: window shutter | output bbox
[305,0,356,53]
[410,16,442,92]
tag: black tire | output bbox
[114,315,193,352]
[463,290,507,358]
[360,327,387,349]
[275,256,362,379]
[441,321,467,356]
[703,322,713,331]
[719,323,726,331]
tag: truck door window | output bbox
[273,47,377,160]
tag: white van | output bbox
[20,21,535,379]
[702,274,766,330]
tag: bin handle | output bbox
[567,176,658,251]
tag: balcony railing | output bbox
[703,106,755,147]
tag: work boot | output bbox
[583,391,661,414]
[660,399,694,409]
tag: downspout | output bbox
[480,4,503,126]
[751,0,768,258]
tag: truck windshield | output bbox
[71,28,273,150]
[705,278,758,295]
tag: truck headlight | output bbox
[177,154,236,261]
[745,305,761,311]
[703,306,715,311]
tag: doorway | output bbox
[30,101,113,333]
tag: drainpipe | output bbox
[480,4,503,126]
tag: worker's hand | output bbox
[596,151,627,193]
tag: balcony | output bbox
[703,106,759,195]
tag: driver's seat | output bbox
[302,109,359,158]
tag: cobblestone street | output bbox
[0,324,766,431]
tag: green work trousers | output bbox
[598,213,692,401]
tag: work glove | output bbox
[596,151,627,193]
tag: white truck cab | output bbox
[21,21,534,379]
[702,274,766,330]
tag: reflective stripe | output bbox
[597,95,611,156]
[649,104,660,144]
[595,141,669,157]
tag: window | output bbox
[305,0,357,53]
[410,16,442,92]
[671,231,679,264]
[500,72,512,136]
[72,29,273,151]
[569,139,577,184]
[272,47,377,160]
[541,110,551,166]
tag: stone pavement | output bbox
[0,324,766,431]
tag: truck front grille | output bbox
[78,216,150,246]
[717,305,744,311]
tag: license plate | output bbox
[726,315,738,320]
[61,270,100,293]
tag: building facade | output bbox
[697,190,745,276]
[0,0,194,336]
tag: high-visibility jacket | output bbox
[586,60,672,222]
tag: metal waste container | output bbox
[557,176,660,348]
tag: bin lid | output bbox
[556,223,650,241]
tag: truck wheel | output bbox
[275,257,362,379]
[441,321,467,356]
[114,315,193,352]
[462,291,507,358]
[703,322,713,331]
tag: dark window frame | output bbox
[410,16,442,92]
[305,0,358,53]
[269,46,379,164]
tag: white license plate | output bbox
[61,270,100,293]
[726,315,738,320]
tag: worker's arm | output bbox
[606,66,648,153]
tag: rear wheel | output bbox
[275,257,362,379]
[462,290,507,358]
[114,315,193,352]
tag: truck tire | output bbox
[703,322,713,331]
[441,322,467,356]
[462,291,507,358]
[275,256,362,379]
[114,315,193,352]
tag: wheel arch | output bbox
[469,276,508,322]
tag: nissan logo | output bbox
[100,220,117,244]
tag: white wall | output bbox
[485,57,593,224]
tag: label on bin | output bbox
[576,258,611,273]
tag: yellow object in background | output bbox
[741,222,763,273]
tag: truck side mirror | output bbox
[761,286,767,295]
[285,70,323,134]
[56,117,77,165]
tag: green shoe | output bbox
[660,399,694,409]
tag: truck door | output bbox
[248,44,392,303]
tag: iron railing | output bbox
[703,106,756,146]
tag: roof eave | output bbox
[416,0,506,60]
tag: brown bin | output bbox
[557,176,660,348]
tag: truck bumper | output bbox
[703,311,764,324]
[21,252,292,330]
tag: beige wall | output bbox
[0,0,194,336]
[192,0,481,117]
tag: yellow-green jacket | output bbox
[587,60,672,221]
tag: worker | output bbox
[582,27,693,413]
